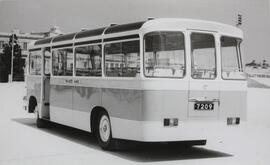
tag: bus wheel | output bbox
[35,106,48,128]
[96,111,119,150]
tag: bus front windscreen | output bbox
[144,31,185,78]
[221,36,245,80]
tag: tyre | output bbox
[96,111,119,150]
[35,106,49,128]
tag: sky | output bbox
[0,0,243,33]
[0,0,270,62]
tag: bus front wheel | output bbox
[35,106,49,128]
[96,111,119,150]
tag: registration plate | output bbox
[194,102,214,110]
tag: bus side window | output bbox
[44,47,51,76]
[221,36,244,80]
[29,51,42,75]
[75,45,102,77]
[52,48,73,76]
[144,31,185,78]
[191,33,216,79]
[104,40,140,77]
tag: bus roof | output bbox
[34,37,53,46]
[52,33,77,43]
[31,18,243,48]
[104,21,145,34]
[75,27,106,39]
[141,18,243,37]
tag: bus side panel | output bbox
[49,83,73,127]
[142,90,189,121]
[102,88,142,140]
[26,76,41,109]
[219,90,247,120]
[108,89,188,141]
[72,86,102,131]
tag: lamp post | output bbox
[8,33,15,82]
[9,34,15,82]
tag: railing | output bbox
[247,73,270,78]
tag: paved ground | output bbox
[0,82,270,165]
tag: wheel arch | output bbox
[90,106,109,134]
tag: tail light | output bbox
[227,117,240,125]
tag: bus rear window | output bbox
[144,31,185,78]
[191,33,216,79]
[221,36,245,80]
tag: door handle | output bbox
[74,79,79,84]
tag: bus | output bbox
[23,18,247,150]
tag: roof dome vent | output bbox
[80,28,88,31]
[147,17,155,21]
[109,23,117,26]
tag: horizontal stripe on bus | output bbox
[48,77,247,91]
[52,43,73,49]
[29,48,42,51]
[103,34,139,42]
[49,77,190,90]
[74,39,102,46]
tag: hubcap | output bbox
[99,115,111,142]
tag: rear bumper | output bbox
[141,120,231,142]
[111,117,241,142]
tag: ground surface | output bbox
[0,82,270,165]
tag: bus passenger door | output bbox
[188,32,220,118]
[49,48,74,126]
[40,47,51,120]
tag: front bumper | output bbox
[23,96,28,111]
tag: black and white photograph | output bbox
[0,0,270,165]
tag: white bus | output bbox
[24,18,247,150]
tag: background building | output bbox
[0,26,62,59]
[0,27,62,82]
[0,30,43,59]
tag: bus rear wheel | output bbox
[96,111,119,150]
